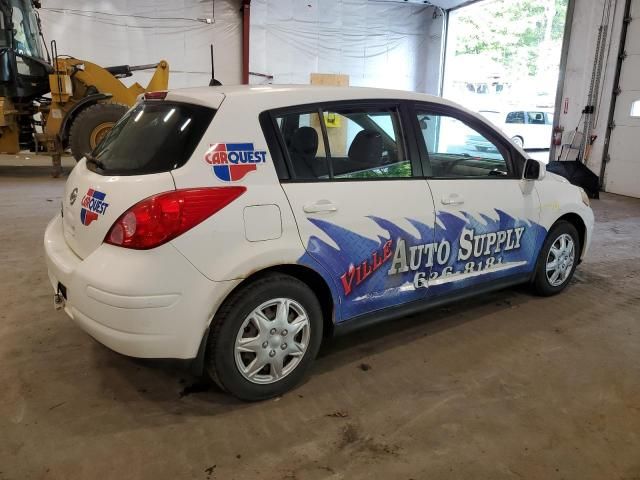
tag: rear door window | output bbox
[88,101,215,175]
[325,108,410,179]
[273,105,412,181]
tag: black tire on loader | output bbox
[69,103,128,161]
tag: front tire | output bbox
[532,221,580,296]
[205,273,323,401]
[69,103,128,161]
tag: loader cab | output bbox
[0,0,51,99]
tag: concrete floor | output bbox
[1,167,639,480]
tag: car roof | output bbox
[164,84,527,155]
[165,84,460,110]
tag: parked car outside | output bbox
[45,85,593,400]
[477,109,554,149]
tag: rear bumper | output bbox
[44,214,240,359]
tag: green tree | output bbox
[454,0,567,78]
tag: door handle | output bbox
[303,199,338,214]
[441,194,465,206]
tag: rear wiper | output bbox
[85,152,106,170]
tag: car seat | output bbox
[290,126,322,179]
[348,130,383,166]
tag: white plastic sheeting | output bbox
[249,0,445,94]
[39,0,242,89]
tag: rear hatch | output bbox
[62,98,216,259]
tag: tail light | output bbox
[144,91,168,100]
[105,187,246,250]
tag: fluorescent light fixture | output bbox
[631,100,640,118]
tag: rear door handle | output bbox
[441,194,465,206]
[303,199,338,214]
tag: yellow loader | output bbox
[0,0,169,175]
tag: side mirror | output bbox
[523,158,546,181]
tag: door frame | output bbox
[260,99,529,184]
[259,99,425,183]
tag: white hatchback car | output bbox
[45,85,594,400]
[478,109,554,149]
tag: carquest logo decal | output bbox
[80,188,109,226]
[204,143,267,182]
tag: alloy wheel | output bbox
[545,233,575,287]
[234,298,311,384]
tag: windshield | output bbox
[0,0,45,60]
[89,101,215,175]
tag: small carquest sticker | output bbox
[204,143,267,182]
[80,188,109,226]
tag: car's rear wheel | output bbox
[532,221,580,296]
[512,136,524,148]
[205,273,323,401]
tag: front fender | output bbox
[535,175,594,260]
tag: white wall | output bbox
[249,0,445,94]
[37,1,447,94]
[556,0,626,179]
[39,0,242,89]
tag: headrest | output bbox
[291,126,318,156]
[348,130,383,165]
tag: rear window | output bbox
[88,101,215,175]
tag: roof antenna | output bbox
[209,44,222,86]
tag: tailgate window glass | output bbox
[88,101,215,175]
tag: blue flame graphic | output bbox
[298,210,547,323]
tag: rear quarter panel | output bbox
[169,96,306,282]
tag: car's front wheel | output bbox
[205,273,323,401]
[532,221,580,296]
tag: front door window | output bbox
[417,112,511,178]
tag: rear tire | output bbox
[512,136,524,148]
[532,221,580,296]
[205,273,323,401]
[69,103,128,161]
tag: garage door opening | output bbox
[442,0,569,161]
